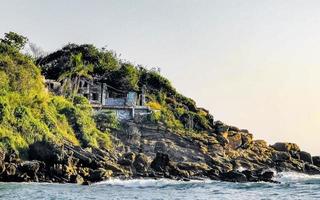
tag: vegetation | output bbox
[0,31,215,157]
[38,42,215,132]
[0,33,111,156]
[58,53,93,102]
[94,110,120,131]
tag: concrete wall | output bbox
[105,98,126,106]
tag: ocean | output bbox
[0,172,319,200]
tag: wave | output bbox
[274,172,320,184]
[94,178,214,188]
[95,171,320,188]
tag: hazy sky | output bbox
[1,0,320,154]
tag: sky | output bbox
[1,0,320,154]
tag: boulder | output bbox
[151,152,170,172]
[240,129,249,133]
[0,161,5,175]
[18,160,40,180]
[123,152,136,162]
[254,140,268,148]
[241,133,253,149]
[216,135,229,146]
[176,162,209,177]
[271,142,300,152]
[70,174,84,184]
[299,151,313,164]
[133,153,149,173]
[0,148,5,161]
[117,159,132,166]
[304,163,320,175]
[206,169,220,180]
[154,142,167,153]
[272,151,291,162]
[29,141,64,164]
[5,163,16,176]
[220,171,247,182]
[242,170,259,182]
[232,158,254,171]
[228,126,240,132]
[227,132,242,149]
[312,156,320,167]
[214,121,229,134]
[290,151,300,160]
[260,171,274,182]
[88,168,113,182]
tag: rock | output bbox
[290,151,300,160]
[206,156,233,173]
[19,161,40,174]
[5,163,16,176]
[232,158,254,171]
[214,121,229,134]
[154,142,167,153]
[312,156,320,167]
[70,174,84,184]
[240,129,249,133]
[123,152,136,162]
[0,148,6,161]
[304,163,320,174]
[7,151,19,163]
[133,153,149,173]
[220,171,247,182]
[276,161,296,172]
[117,158,132,166]
[260,171,274,182]
[104,161,123,173]
[151,152,170,172]
[272,151,291,162]
[242,170,259,182]
[0,161,5,175]
[206,169,220,180]
[271,143,300,152]
[168,165,190,178]
[254,140,268,148]
[216,135,229,146]
[227,132,242,149]
[82,180,91,185]
[29,141,64,164]
[299,151,313,164]
[176,162,209,177]
[88,168,113,182]
[228,126,240,132]
[241,133,253,149]
[18,160,40,181]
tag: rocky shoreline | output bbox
[0,121,319,185]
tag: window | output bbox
[92,93,99,101]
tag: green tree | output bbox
[0,32,28,50]
[58,53,93,102]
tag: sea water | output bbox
[0,172,319,200]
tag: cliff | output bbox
[0,32,319,184]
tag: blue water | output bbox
[0,172,319,200]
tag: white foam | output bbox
[274,171,320,183]
[94,178,213,188]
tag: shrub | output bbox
[94,110,119,131]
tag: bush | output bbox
[0,38,112,153]
[94,110,119,131]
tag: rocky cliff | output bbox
[0,32,319,185]
[0,120,319,184]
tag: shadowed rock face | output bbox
[271,142,300,152]
[0,121,318,184]
[313,156,320,167]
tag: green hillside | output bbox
[0,32,111,156]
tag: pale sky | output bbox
[1,0,320,155]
